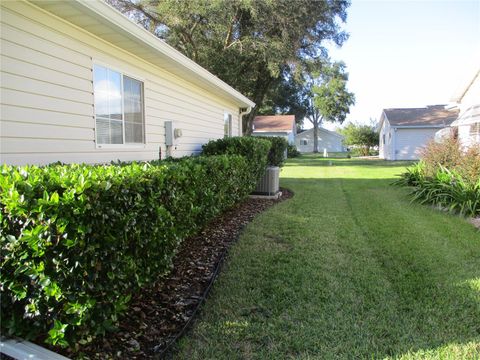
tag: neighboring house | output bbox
[378,105,459,160]
[251,115,296,144]
[294,127,345,153]
[448,68,480,148]
[0,0,254,166]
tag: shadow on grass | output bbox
[275,177,479,358]
[286,156,416,168]
[178,175,479,359]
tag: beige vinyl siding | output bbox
[0,1,241,165]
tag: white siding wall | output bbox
[0,1,241,165]
[294,129,344,153]
[456,73,480,148]
[457,123,480,149]
[394,128,437,160]
[379,119,393,160]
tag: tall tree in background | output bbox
[258,66,310,130]
[311,61,355,152]
[107,0,350,133]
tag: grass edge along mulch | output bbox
[61,189,293,359]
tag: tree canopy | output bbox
[340,122,379,156]
[108,0,351,133]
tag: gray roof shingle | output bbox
[384,105,459,127]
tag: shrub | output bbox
[348,147,379,157]
[395,136,480,217]
[419,135,480,186]
[254,136,289,167]
[202,136,271,176]
[287,144,301,158]
[396,165,480,217]
[0,155,259,347]
[420,136,463,177]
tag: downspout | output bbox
[238,107,252,136]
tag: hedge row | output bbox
[1,138,269,347]
[202,136,284,167]
[253,136,289,167]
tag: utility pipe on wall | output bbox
[238,107,252,136]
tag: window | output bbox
[300,139,308,146]
[383,134,385,144]
[93,64,144,145]
[469,123,480,136]
[224,112,232,138]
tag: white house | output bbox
[449,68,480,148]
[252,115,296,144]
[378,105,458,160]
[0,0,255,166]
[294,127,345,153]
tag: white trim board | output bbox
[1,337,70,360]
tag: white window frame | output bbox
[469,123,480,136]
[224,111,233,138]
[93,61,146,149]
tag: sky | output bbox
[317,0,480,130]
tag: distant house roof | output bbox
[253,115,295,133]
[295,127,343,139]
[383,105,459,127]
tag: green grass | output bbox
[178,155,480,359]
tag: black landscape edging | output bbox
[157,188,294,359]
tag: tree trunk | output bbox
[244,107,259,135]
[243,69,273,135]
[311,113,322,153]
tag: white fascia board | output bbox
[79,0,255,108]
[378,111,387,131]
[32,0,255,108]
[393,125,447,129]
[450,68,480,103]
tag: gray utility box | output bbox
[254,166,280,195]
[165,121,175,146]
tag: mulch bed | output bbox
[62,189,293,359]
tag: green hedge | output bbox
[202,136,271,174]
[254,136,289,167]
[0,154,266,347]
[287,144,301,158]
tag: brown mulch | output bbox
[63,189,293,359]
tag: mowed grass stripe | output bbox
[178,156,480,359]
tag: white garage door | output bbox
[395,128,438,160]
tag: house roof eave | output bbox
[29,0,255,108]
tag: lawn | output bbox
[177,155,480,359]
